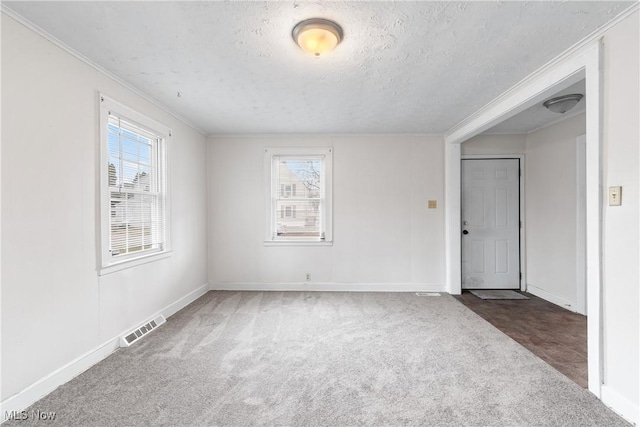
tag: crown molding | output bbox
[1,6,208,137]
[445,3,639,139]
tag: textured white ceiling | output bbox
[487,80,586,134]
[4,1,633,135]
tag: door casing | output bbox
[444,41,602,397]
[461,155,526,292]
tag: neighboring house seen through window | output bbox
[99,95,171,273]
[264,147,333,244]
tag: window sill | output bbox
[264,240,333,247]
[99,251,172,276]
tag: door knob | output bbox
[462,230,469,235]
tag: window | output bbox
[264,147,333,245]
[99,94,171,273]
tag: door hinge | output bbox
[520,273,522,280]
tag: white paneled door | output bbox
[462,159,520,289]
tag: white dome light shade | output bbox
[292,18,343,57]
[543,94,584,114]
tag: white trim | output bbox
[98,93,172,272]
[101,94,172,137]
[161,283,209,319]
[0,9,3,423]
[98,251,172,276]
[444,40,603,398]
[264,241,333,247]
[461,154,526,292]
[263,147,333,244]
[444,3,638,141]
[0,7,207,137]
[601,385,639,425]
[583,42,603,398]
[208,133,443,139]
[479,131,530,136]
[576,135,587,316]
[526,284,578,313]
[0,339,120,422]
[0,284,209,419]
[445,69,586,145]
[210,282,446,293]
[445,143,462,295]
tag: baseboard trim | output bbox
[209,282,446,292]
[526,284,577,313]
[0,283,209,421]
[0,338,120,422]
[161,283,209,318]
[601,385,639,425]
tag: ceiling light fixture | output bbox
[292,18,343,57]
[542,94,584,114]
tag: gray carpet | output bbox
[469,290,530,300]
[7,291,628,426]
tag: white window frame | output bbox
[99,93,172,275]
[264,147,333,246]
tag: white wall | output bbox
[524,113,585,309]
[462,123,587,311]
[1,14,209,402]
[461,134,526,155]
[207,135,445,290]
[454,12,640,417]
[600,12,639,412]
[2,5,638,423]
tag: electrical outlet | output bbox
[306,274,311,281]
[428,200,437,209]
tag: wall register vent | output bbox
[415,292,442,297]
[119,314,166,347]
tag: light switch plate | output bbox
[609,186,622,206]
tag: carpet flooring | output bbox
[455,290,588,389]
[6,291,628,426]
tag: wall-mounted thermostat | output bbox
[609,186,622,206]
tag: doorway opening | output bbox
[444,41,601,395]
[456,86,588,387]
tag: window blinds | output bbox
[107,113,166,257]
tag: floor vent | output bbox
[119,314,166,348]
[416,292,442,297]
